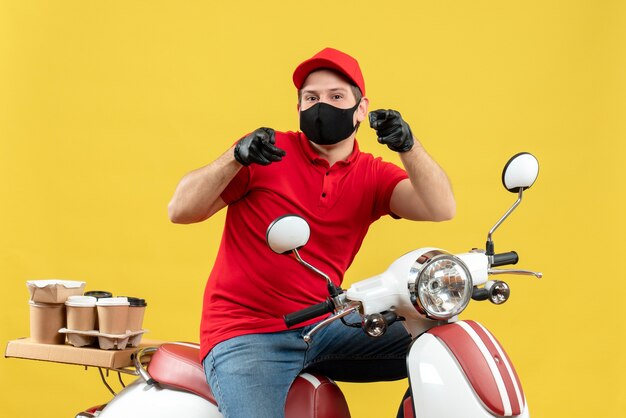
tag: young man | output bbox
[168,47,455,418]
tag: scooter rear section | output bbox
[89,342,351,418]
[93,378,220,417]
[406,320,528,418]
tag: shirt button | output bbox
[321,193,327,198]
[325,172,330,176]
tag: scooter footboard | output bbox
[407,320,528,418]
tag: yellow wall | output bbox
[1,1,624,416]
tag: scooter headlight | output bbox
[415,255,472,320]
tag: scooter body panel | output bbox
[407,321,529,418]
[98,378,222,418]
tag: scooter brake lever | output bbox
[488,268,543,279]
[303,302,361,343]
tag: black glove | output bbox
[369,109,414,153]
[234,127,286,166]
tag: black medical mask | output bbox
[299,101,361,145]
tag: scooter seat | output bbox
[148,343,351,418]
[148,343,216,403]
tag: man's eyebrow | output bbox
[302,87,349,94]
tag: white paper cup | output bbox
[96,297,130,335]
[29,301,66,344]
[65,296,97,331]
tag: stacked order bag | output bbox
[26,280,147,350]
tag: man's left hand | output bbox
[369,109,414,153]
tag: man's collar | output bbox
[298,132,360,167]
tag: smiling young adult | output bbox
[168,47,455,418]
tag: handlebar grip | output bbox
[284,299,334,328]
[492,251,519,267]
[472,287,490,301]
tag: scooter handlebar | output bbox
[284,299,335,328]
[492,251,519,267]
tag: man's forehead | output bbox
[301,69,353,90]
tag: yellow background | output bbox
[1,1,624,416]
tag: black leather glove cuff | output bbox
[233,141,249,166]
[387,125,414,153]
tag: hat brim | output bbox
[293,58,363,95]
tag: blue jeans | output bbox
[203,313,411,418]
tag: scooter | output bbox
[77,152,541,418]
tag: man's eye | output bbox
[332,94,343,100]
[305,96,318,102]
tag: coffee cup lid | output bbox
[119,296,147,307]
[65,295,97,307]
[84,290,113,299]
[96,297,130,307]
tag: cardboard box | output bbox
[5,338,163,369]
[26,280,86,303]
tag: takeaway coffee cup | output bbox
[84,290,112,328]
[96,297,130,335]
[29,301,66,344]
[65,296,97,331]
[123,297,147,331]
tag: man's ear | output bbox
[355,97,369,123]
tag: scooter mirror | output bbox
[266,215,311,254]
[502,152,539,193]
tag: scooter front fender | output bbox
[98,378,222,418]
[407,320,528,418]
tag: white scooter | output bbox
[78,152,541,418]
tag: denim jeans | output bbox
[202,312,412,418]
